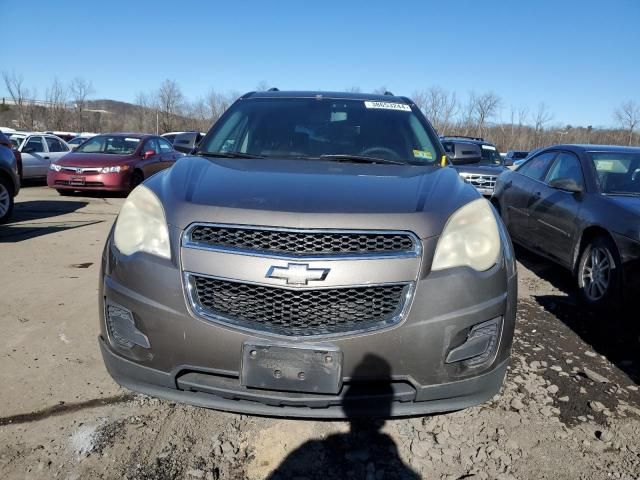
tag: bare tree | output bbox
[206,90,233,124]
[345,86,361,93]
[533,102,553,147]
[45,78,68,130]
[372,86,389,95]
[70,77,94,132]
[255,81,271,92]
[157,79,184,133]
[412,87,457,134]
[2,71,35,128]
[614,100,640,146]
[471,92,502,138]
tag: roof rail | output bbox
[267,87,279,92]
[441,135,485,142]
[383,91,394,96]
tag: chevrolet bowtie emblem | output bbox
[266,263,330,285]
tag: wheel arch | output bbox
[572,225,618,274]
[0,168,16,196]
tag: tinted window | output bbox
[143,138,160,154]
[45,137,68,152]
[200,98,440,164]
[158,138,173,152]
[546,152,584,187]
[24,136,45,153]
[518,152,556,181]
[591,152,640,195]
[76,135,141,154]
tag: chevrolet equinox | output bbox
[99,91,517,417]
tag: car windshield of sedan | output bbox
[198,98,440,165]
[592,153,640,195]
[74,135,140,155]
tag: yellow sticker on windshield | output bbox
[413,149,433,160]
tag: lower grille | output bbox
[188,275,410,337]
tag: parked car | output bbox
[98,90,517,418]
[172,131,207,153]
[8,132,27,149]
[67,135,95,150]
[492,144,640,309]
[441,136,509,197]
[505,150,529,169]
[161,131,186,144]
[14,133,70,180]
[0,131,20,223]
[47,133,183,194]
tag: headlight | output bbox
[101,166,121,173]
[432,198,501,272]
[50,164,62,171]
[113,185,170,259]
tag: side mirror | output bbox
[449,143,482,165]
[503,158,513,167]
[143,150,156,159]
[549,177,583,193]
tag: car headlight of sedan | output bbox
[101,166,126,173]
[113,185,170,259]
[49,163,62,171]
[432,198,501,272]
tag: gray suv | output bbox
[0,132,20,223]
[99,91,517,418]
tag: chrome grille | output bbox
[459,173,497,191]
[187,275,410,337]
[187,225,417,256]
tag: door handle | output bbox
[534,191,541,197]
[44,156,50,160]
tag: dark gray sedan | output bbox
[492,144,640,309]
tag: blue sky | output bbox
[1,0,638,127]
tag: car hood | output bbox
[452,164,507,176]
[56,152,134,166]
[146,156,480,238]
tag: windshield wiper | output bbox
[317,154,406,165]
[198,151,265,159]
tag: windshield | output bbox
[591,152,640,195]
[9,136,23,149]
[479,144,503,166]
[75,135,140,154]
[198,98,440,165]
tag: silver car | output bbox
[14,133,71,179]
[99,91,517,418]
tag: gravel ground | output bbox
[1,185,639,480]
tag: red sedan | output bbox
[47,133,183,194]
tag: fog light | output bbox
[446,317,502,366]
[106,303,150,349]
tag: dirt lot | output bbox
[1,185,639,480]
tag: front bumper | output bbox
[47,169,131,191]
[98,226,517,418]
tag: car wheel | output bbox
[577,235,622,310]
[130,170,144,190]
[0,176,14,224]
[56,189,74,196]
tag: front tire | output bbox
[130,170,144,190]
[577,235,622,310]
[0,176,14,224]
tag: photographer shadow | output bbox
[267,354,419,480]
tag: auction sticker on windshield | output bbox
[481,145,496,150]
[364,101,412,112]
